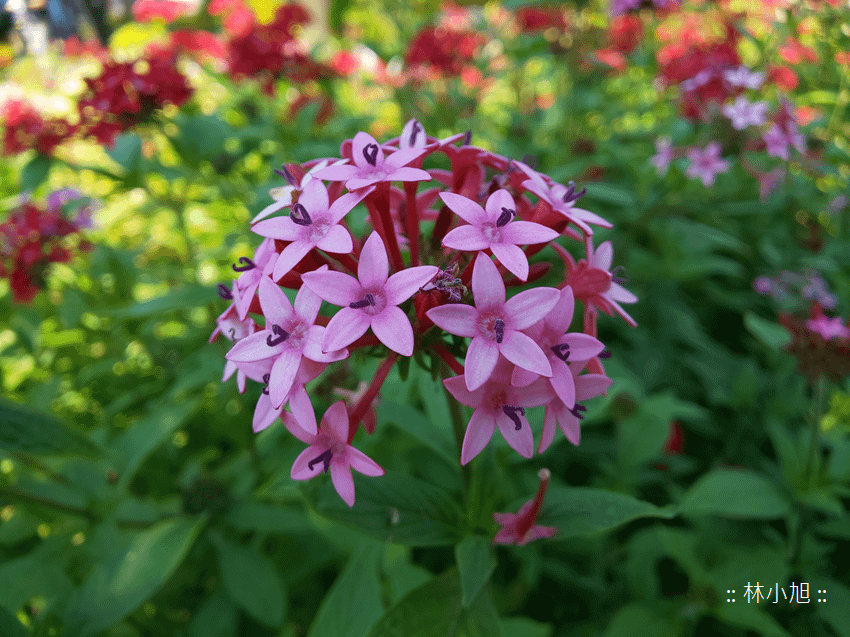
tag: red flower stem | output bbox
[348,352,397,443]
[403,181,421,267]
[432,341,464,375]
[321,249,358,275]
[515,468,550,537]
[431,204,453,248]
[372,182,405,272]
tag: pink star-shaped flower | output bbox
[806,315,850,341]
[252,359,326,433]
[427,252,560,391]
[443,359,552,464]
[251,159,349,224]
[539,364,613,452]
[439,189,559,281]
[514,160,612,235]
[651,137,674,176]
[562,241,638,327]
[685,142,729,187]
[285,399,384,507]
[493,468,557,545]
[312,131,432,191]
[511,286,606,407]
[722,96,769,130]
[209,295,260,393]
[301,231,439,356]
[231,237,277,320]
[226,272,348,410]
[252,179,372,281]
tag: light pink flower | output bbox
[756,166,785,201]
[226,273,348,410]
[252,180,372,281]
[312,131,432,190]
[650,137,674,176]
[723,65,765,89]
[427,252,560,391]
[763,124,805,161]
[209,292,260,393]
[493,468,557,545]
[440,189,559,281]
[301,231,439,356]
[562,241,638,327]
[685,142,729,187]
[514,160,611,235]
[539,364,613,452]
[252,359,326,433]
[722,96,769,130]
[806,315,850,341]
[252,159,349,224]
[511,286,605,407]
[443,359,551,464]
[231,237,277,320]
[285,400,384,507]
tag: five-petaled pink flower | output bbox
[493,468,557,545]
[722,96,768,130]
[312,131,432,191]
[443,359,551,464]
[252,179,372,281]
[231,237,277,320]
[209,291,260,394]
[427,252,560,391]
[226,272,348,410]
[514,160,612,235]
[285,399,384,507]
[650,137,674,176]
[252,159,349,224]
[440,189,559,281]
[252,360,326,433]
[685,142,729,187]
[302,231,439,356]
[806,314,850,341]
[561,241,638,327]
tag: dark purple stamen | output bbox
[261,373,270,395]
[217,283,233,300]
[569,403,587,420]
[409,120,422,146]
[363,143,379,166]
[349,293,375,309]
[308,449,333,473]
[232,256,256,272]
[228,327,237,340]
[266,324,290,347]
[496,207,515,227]
[290,203,312,226]
[494,319,505,344]
[551,343,571,362]
[562,180,587,204]
[274,165,298,186]
[611,266,627,285]
[598,349,611,359]
[463,130,472,146]
[502,405,525,430]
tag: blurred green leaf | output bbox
[816,577,850,637]
[170,114,232,166]
[715,599,791,637]
[378,401,456,464]
[582,183,636,207]
[679,468,791,518]
[0,538,73,613]
[455,535,496,608]
[107,133,142,173]
[225,501,313,534]
[601,603,677,637]
[0,398,103,457]
[212,532,286,628]
[500,617,553,637]
[0,604,29,637]
[744,312,792,351]
[188,589,238,637]
[98,285,218,319]
[20,154,52,191]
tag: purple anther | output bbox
[290,203,312,226]
[409,120,422,146]
[261,373,270,395]
[232,256,256,272]
[611,266,627,285]
[494,319,505,344]
[551,343,571,362]
[562,180,587,204]
[496,206,515,227]
[274,165,298,186]
[598,349,611,359]
[349,293,375,309]
[569,403,587,420]
[228,327,237,340]
[266,324,290,347]
[463,130,472,146]
[308,449,333,473]
[502,405,526,431]
[363,143,379,166]
[217,283,233,300]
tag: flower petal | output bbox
[442,225,490,251]
[384,147,427,169]
[258,277,294,326]
[496,408,534,459]
[272,241,313,281]
[304,325,348,362]
[538,406,557,453]
[560,333,605,361]
[549,358,576,407]
[323,400,351,442]
[252,216,300,241]
[298,178,330,214]
[358,231,389,289]
[471,252,505,311]
[322,307,371,351]
[592,241,613,271]
[348,447,384,476]
[226,330,278,362]
[329,188,372,224]
[311,164,357,182]
[484,189,516,222]
[371,306,414,356]
[288,384,317,435]
[301,270,360,307]
[252,198,289,224]
[572,207,612,229]
[294,275,324,324]
[330,457,356,507]
[385,166,432,183]
[465,336,499,391]
[443,374,485,408]
[385,265,439,305]
[490,243,529,281]
[503,287,561,330]
[501,220,559,245]
[426,303,478,337]
[291,444,326,479]
[556,401,581,446]
[460,408,496,465]
[510,365,539,388]
[608,281,638,304]
[439,192,485,226]
[253,393,281,433]
[352,131,385,169]
[316,224,353,254]
[546,286,575,334]
[500,331,552,377]
[575,373,614,401]
[269,348,303,408]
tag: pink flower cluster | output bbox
[212,122,637,530]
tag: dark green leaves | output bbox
[679,468,791,518]
[0,398,102,457]
[542,487,675,537]
[455,536,496,608]
[744,311,792,351]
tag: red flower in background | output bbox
[515,6,567,32]
[209,0,256,37]
[778,37,818,65]
[608,15,643,53]
[768,65,799,91]
[132,0,193,22]
[63,36,109,60]
[1,99,76,156]
[405,26,484,78]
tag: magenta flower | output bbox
[440,189,559,281]
[493,468,557,545]
[539,364,613,452]
[209,296,260,394]
[252,359,326,433]
[723,65,765,89]
[650,137,674,176]
[763,124,805,161]
[252,180,372,281]
[685,142,729,187]
[756,166,786,202]
[562,240,638,327]
[722,96,768,130]
[301,231,438,356]
[427,252,560,391]
[511,286,605,407]
[231,237,277,320]
[285,399,384,507]
[806,315,850,341]
[312,131,432,191]
[443,359,551,464]
[514,160,611,235]
[226,273,348,410]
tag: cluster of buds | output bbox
[754,269,837,310]
[212,121,637,522]
[0,190,94,303]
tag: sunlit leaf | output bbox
[0,398,102,457]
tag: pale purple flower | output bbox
[650,137,674,176]
[685,142,729,187]
[539,363,613,452]
[226,273,348,410]
[252,180,372,281]
[722,96,769,130]
[252,159,349,224]
[723,66,765,89]
[493,469,557,545]
[312,131,432,191]
[806,315,850,341]
[514,160,611,235]
[753,276,773,295]
[232,237,277,320]
[209,292,260,394]
[427,252,560,391]
[286,400,384,507]
[440,189,559,281]
[763,124,805,161]
[301,231,439,356]
[757,167,786,202]
[443,359,551,464]
[252,359,326,433]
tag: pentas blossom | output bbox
[209,291,258,393]
[252,360,326,434]
[806,314,850,341]
[763,124,805,161]
[493,469,557,545]
[722,96,769,130]
[723,66,765,89]
[685,142,729,187]
[252,160,348,224]
[650,137,674,176]
[230,238,277,320]
[539,363,613,452]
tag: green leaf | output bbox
[224,501,313,534]
[0,604,29,637]
[99,285,218,319]
[367,568,502,637]
[601,603,677,637]
[541,487,675,538]
[455,536,496,608]
[107,132,142,172]
[188,589,238,637]
[715,599,791,637]
[170,114,232,166]
[0,398,103,457]
[816,577,850,637]
[308,470,462,547]
[0,539,73,613]
[500,618,552,637]
[744,311,791,351]
[212,533,286,628]
[377,401,455,464]
[679,468,791,519]
[582,183,636,207]
[308,544,384,637]
[20,154,52,191]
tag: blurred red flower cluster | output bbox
[515,6,567,33]
[1,99,77,156]
[405,25,485,78]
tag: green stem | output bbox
[443,363,470,502]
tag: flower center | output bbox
[266,324,290,347]
[261,373,270,395]
[308,449,333,473]
[569,261,612,300]
[217,283,233,300]
[307,217,330,243]
[409,120,422,146]
[551,343,570,362]
[290,203,312,226]
[496,206,515,227]
[232,256,256,272]
[478,312,507,343]
[363,143,379,166]
[480,222,503,243]
[569,403,587,420]
[350,289,387,316]
[490,388,508,410]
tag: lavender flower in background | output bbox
[722,96,769,130]
[685,142,729,187]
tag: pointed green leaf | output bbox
[679,468,791,519]
[21,154,52,191]
[0,398,103,457]
[744,312,791,351]
[455,536,496,608]
[188,589,238,637]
